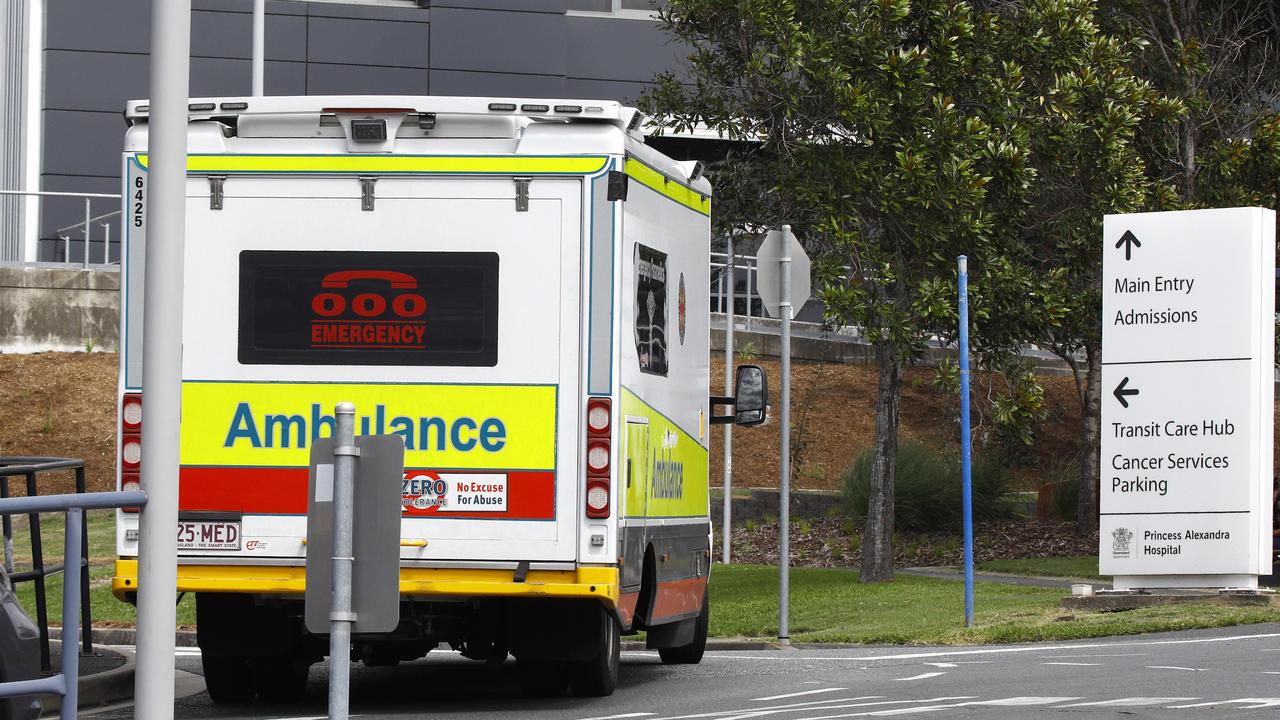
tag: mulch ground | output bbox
[714,517,1099,568]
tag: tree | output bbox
[647,0,1089,580]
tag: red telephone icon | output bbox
[321,269,418,289]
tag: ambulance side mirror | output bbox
[732,365,767,427]
[709,365,768,426]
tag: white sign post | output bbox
[1100,208,1275,590]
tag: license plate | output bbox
[177,521,242,551]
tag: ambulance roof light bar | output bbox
[124,95,635,132]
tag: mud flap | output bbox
[644,615,696,649]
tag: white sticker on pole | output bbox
[314,463,334,502]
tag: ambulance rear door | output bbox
[177,173,583,564]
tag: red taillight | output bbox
[121,392,142,513]
[585,398,611,519]
[122,473,141,513]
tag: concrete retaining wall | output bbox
[0,265,119,353]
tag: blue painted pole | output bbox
[958,256,975,628]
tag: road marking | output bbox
[966,697,1083,706]
[1042,662,1099,666]
[1060,697,1196,707]
[786,698,977,720]
[754,689,848,702]
[647,696,883,720]
[1145,665,1205,671]
[803,681,824,684]
[705,630,1280,663]
[1261,671,1280,675]
[1168,699,1280,709]
[1042,652,1146,658]
[922,663,957,668]
[892,672,945,681]
[577,714,656,720]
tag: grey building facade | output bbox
[5,0,694,262]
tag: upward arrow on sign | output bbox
[1115,230,1141,260]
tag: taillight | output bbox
[585,398,611,519]
[121,392,142,513]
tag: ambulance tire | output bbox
[569,610,620,697]
[251,656,311,702]
[202,655,254,703]
[659,589,708,665]
[518,658,569,697]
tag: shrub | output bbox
[1042,455,1081,521]
[841,440,1014,532]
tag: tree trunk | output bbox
[1077,343,1102,534]
[861,340,902,582]
[1180,118,1197,203]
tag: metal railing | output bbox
[0,488,147,720]
[0,190,122,267]
[0,458,92,672]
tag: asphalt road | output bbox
[88,624,1280,719]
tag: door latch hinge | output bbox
[359,176,377,211]
[208,176,226,210]
[514,177,531,212]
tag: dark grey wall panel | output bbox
[47,0,150,54]
[191,9,306,61]
[428,8,565,76]
[434,0,566,11]
[567,15,683,83]
[192,1,307,16]
[564,77,651,104]
[306,3,428,21]
[428,69,565,98]
[307,17,429,68]
[42,111,126,179]
[306,63,429,95]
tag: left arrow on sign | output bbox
[1113,376,1140,408]
[1115,230,1141,260]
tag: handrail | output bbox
[0,490,147,720]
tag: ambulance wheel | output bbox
[659,590,708,665]
[202,655,254,703]
[570,611,620,697]
[251,656,311,702]
[518,658,569,697]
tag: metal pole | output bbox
[778,225,792,643]
[958,256,975,628]
[722,234,734,565]
[745,256,754,332]
[1,478,11,573]
[329,402,358,720]
[251,0,264,96]
[26,472,49,673]
[101,223,111,265]
[59,507,82,720]
[75,467,92,655]
[82,197,90,268]
[135,0,190,715]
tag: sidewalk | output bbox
[37,640,133,717]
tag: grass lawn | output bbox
[8,510,195,626]
[976,555,1106,580]
[708,564,1280,644]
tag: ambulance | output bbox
[112,95,767,701]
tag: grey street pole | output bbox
[329,402,358,720]
[251,0,264,96]
[135,0,190,716]
[778,225,792,643]
[723,233,734,565]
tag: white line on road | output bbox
[754,689,847,702]
[892,672,945,681]
[576,713,657,720]
[1041,652,1146,658]
[1042,662,1099,666]
[1168,699,1280,709]
[645,696,884,720]
[784,698,978,720]
[1145,665,1205,671]
[965,697,1084,706]
[1059,697,1197,707]
[922,663,957,668]
[705,630,1280,663]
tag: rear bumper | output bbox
[112,559,617,606]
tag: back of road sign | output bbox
[755,228,811,319]
[1099,207,1274,590]
[305,435,404,633]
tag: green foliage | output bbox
[841,440,1014,531]
[1042,454,1082,522]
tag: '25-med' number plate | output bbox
[177,521,241,551]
